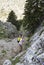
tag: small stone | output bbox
[3,60,12,65]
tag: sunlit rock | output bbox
[3,60,12,65]
[23,27,44,65]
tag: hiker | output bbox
[17,35,22,43]
[18,35,24,52]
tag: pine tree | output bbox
[23,0,43,33]
[7,10,17,26]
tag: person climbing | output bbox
[18,34,24,52]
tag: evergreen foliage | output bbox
[23,0,44,33]
[7,10,22,30]
[7,10,19,30]
[17,19,23,30]
[7,10,17,25]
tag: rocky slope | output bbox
[15,23,44,65]
[0,38,20,65]
[3,23,44,65]
[1,22,44,65]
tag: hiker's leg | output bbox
[19,44,22,52]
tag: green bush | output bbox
[1,50,7,54]
[10,57,20,65]
[0,27,7,38]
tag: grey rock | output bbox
[23,27,44,65]
[4,22,18,38]
[15,62,24,65]
[0,21,18,38]
[3,60,12,65]
[0,38,21,65]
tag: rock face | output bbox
[16,25,44,65]
[0,21,18,38]
[0,38,20,65]
[23,26,44,65]
[4,22,18,38]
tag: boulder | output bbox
[0,21,18,38]
[4,22,18,38]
